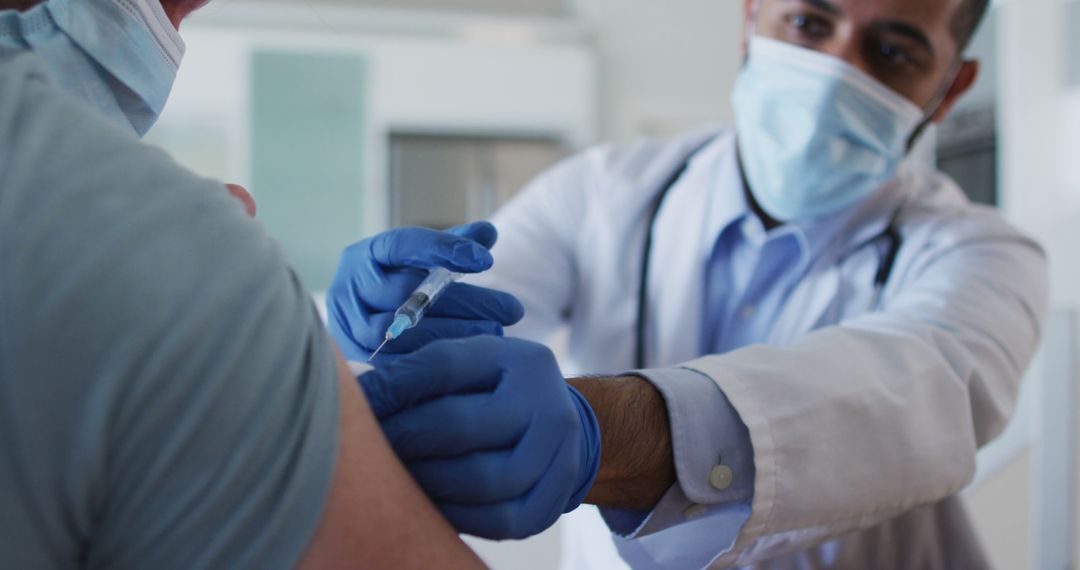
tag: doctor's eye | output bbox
[784,12,832,41]
[869,40,928,75]
[876,43,911,67]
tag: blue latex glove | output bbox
[360,336,602,540]
[327,222,525,364]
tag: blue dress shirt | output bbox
[600,135,900,557]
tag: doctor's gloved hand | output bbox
[360,336,602,540]
[326,222,525,365]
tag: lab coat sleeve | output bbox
[674,210,1048,567]
[469,150,595,341]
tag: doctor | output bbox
[331,0,1049,567]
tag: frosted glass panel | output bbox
[251,51,367,291]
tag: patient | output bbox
[0,0,503,567]
[0,43,492,570]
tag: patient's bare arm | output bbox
[298,347,486,570]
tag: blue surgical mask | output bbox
[731,36,925,222]
[0,0,185,136]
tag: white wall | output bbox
[194,0,745,144]
[999,0,1080,262]
[573,0,744,140]
[996,0,1080,565]
[157,3,597,239]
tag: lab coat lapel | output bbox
[645,154,718,368]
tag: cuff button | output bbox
[710,464,734,491]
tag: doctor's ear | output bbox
[931,60,980,124]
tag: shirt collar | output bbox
[689,133,920,275]
[697,134,815,267]
[696,133,752,253]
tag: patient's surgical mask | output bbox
[731,36,927,222]
[0,0,185,135]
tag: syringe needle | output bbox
[369,334,392,362]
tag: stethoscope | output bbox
[634,146,903,369]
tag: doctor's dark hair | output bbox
[955,0,991,49]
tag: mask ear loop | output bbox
[905,59,965,152]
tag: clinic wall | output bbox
[999,0,1080,286]
[152,9,596,291]
[158,0,748,284]
[997,0,1080,564]
[571,0,744,140]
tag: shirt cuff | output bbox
[601,367,754,539]
[642,366,755,505]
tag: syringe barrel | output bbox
[394,267,462,328]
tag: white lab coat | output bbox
[475,128,1048,569]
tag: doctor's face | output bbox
[744,0,980,124]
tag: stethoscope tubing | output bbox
[635,147,902,369]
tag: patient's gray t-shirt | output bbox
[0,54,340,569]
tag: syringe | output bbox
[369,267,463,361]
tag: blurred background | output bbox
[147,0,1079,568]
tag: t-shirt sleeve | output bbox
[0,56,339,570]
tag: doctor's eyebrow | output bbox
[783,0,844,16]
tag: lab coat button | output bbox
[740,305,756,319]
[684,504,708,520]
[710,464,734,491]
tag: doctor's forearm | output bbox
[568,376,676,510]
